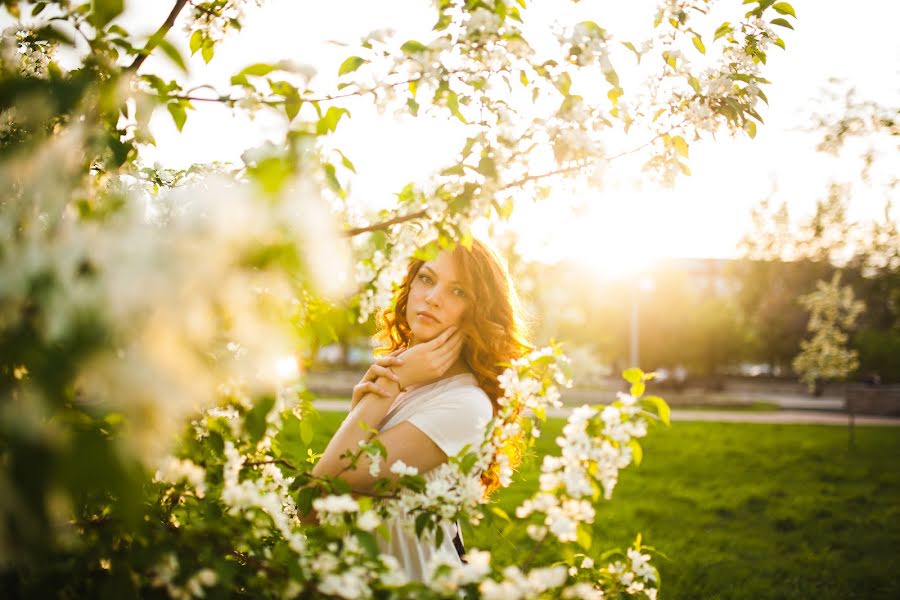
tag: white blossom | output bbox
[389,459,419,477]
[154,457,207,498]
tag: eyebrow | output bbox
[421,265,463,285]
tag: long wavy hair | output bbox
[375,239,532,495]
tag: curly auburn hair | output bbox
[374,239,532,495]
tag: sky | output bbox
[122,1,900,273]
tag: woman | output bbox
[312,239,531,580]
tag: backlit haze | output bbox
[127,0,899,277]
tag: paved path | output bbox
[312,399,900,426]
[557,388,846,410]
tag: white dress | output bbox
[375,372,493,581]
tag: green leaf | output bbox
[446,90,466,123]
[157,39,187,73]
[770,17,794,29]
[643,395,671,426]
[607,87,623,107]
[477,155,497,178]
[622,368,643,384]
[628,439,643,466]
[414,513,430,538]
[249,156,292,195]
[336,150,356,173]
[576,524,592,550]
[244,395,276,444]
[714,22,733,41]
[663,51,677,69]
[296,486,318,514]
[166,102,186,132]
[89,0,124,28]
[494,198,514,220]
[622,40,641,62]
[688,75,701,94]
[630,381,646,397]
[458,451,479,474]
[299,415,315,446]
[285,94,302,122]
[555,72,572,96]
[771,2,796,17]
[201,38,214,63]
[323,163,344,198]
[317,106,350,134]
[746,120,757,138]
[434,12,452,31]
[356,531,379,558]
[603,68,619,88]
[672,135,689,158]
[189,30,203,55]
[240,63,277,77]
[338,56,366,76]
[400,40,428,54]
[692,35,706,55]
[491,507,511,522]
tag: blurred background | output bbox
[112,1,899,409]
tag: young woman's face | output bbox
[405,250,470,343]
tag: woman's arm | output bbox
[311,374,398,484]
[311,327,463,492]
[311,375,448,493]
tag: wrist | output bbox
[391,365,410,391]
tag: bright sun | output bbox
[507,188,664,278]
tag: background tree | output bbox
[792,272,865,396]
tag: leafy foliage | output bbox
[0,0,799,596]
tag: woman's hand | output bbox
[393,326,463,390]
[350,355,404,409]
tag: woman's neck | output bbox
[442,357,471,378]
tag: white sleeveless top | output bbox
[376,372,493,581]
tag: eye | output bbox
[452,288,467,298]
[418,273,434,285]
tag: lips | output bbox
[417,310,440,324]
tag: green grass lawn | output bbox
[312,411,900,599]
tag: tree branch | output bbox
[127,0,190,73]
[160,75,425,107]
[344,209,427,237]
[342,133,667,237]
[499,132,666,191]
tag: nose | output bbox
[424,285,443,307]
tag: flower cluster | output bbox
[305,535,400,599]
[561,21,614,71]
[185,0,263,45]
[598,544,660,599]
[221,442,307,554]
[514,371,665,546]
[422,548,569,600]
[154,457,208,498]
[0,28,55,78]
[149,553,219,600]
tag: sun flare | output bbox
[508,188,665,278]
